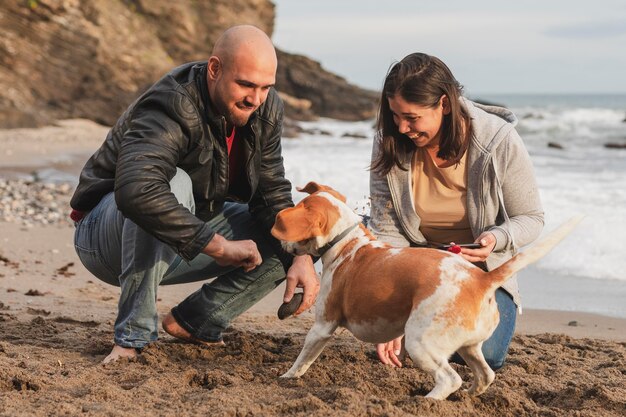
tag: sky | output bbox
[271,0,626,95]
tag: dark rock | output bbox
[281,118,335,139]
[548,142,564,150]
[277,292,304,320]
[604,142,626,149]
[522,112,545,120]
[568,320,578,327]
[301,128,332,136]
[281,118,303,139]
[278,93,317,122]
[341,132,368,139]
[276,51,378,121]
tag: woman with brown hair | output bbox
[369,53,544,370]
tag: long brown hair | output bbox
[371,53,472,175]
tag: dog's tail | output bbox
[486,216,583,288]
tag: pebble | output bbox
[0,179,74,227]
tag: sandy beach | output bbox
[1,121,625,416]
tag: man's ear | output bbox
[207,56,221,81]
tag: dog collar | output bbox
[317,223,360,257]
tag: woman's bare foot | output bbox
[162,312,225,347]
[102,344,138,364]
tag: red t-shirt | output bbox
[226,127,236,155]
[226,127,247,199]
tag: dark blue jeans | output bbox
[74,169,286,348]
[451,288,517,370]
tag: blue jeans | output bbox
[450,288,517,370]
[74,169,286,348]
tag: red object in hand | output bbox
[447,245,462,254]
[69,209,85,222]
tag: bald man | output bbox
[70,26,319,364]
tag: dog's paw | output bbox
[277,292,304,320]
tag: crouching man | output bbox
[70,25,318,364]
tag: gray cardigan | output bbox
[368,98,544,309]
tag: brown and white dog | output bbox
[271,182,581,400]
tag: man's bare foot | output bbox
[162,312,225,347]
[102,344,138,365]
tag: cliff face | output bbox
[276,51,378,121]
[0,0,376,128]
[0,0,274,128]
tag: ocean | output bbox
[281,93,626,318]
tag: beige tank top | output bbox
[411,147,474,245]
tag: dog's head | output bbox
[271,182,361,256]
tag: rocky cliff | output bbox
[0,0,377,128]
[276,51,378,121]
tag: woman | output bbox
[368,53,544,370]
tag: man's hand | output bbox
[459,231,497,263]
[283,255,319,315]
[202,233,262,272]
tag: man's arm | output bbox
[202,233,262,272]
[114,91,215,261]
[248,92,320,307]
[283,254,319,313]
[248,92,296,269]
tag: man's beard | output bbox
[224,107,251,127]
[213,93,252,127]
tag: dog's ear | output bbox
[297,182,347,203]
[297,181,324,195]
[271,206,322,242]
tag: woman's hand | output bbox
[458,232,497,263]
[376,335,404,367]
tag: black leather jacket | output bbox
[70,62,294,265]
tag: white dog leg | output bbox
[281,321,337,378]
[405,340,462,400]
[423,359,462,400]
[456,344,495,396]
